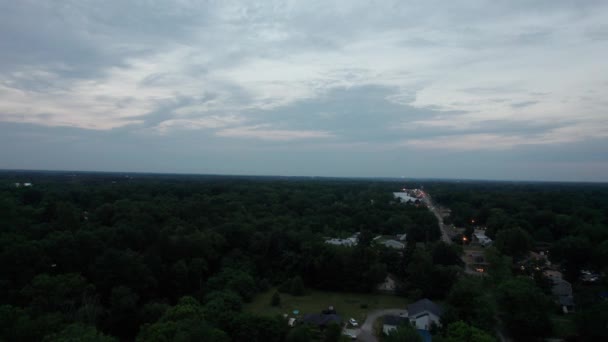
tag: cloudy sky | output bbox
[1,1,607,181]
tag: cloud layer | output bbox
[1,1,607,180]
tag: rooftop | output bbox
[302,313,342,327]
[384,315,408,326]
[407,298,444,317]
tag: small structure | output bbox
[543,270,563,282]
[383,315,409,335]
[374,233,407,250]
[472,230,492,246]
[552,278,573,298]
[545,271,575,313]
[302,313,342,329]
[407,299,444,330]
[382,239,406,250]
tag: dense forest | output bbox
[0,172,439,341]
[1,172,607,341]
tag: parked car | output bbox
[349,318,358,327]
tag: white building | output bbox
[407,299,443,330]
[473,231,492,246]
[393,192,418,203]
[382,239,405,250]
[325,233,359,247]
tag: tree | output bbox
[271,291,281,307]
[446,278,496,332]
[43,324,117,342]
[496,277,552,341]
[494,227,533,260]
[286,325,312,342]
[432,242,462,266]
[290,276,305,296]
[323,322,342,342]
[105,286,139,339]
[406,247,459,299]
[440,321,495,342]
[228,313,286,342]
[575,301,608,340]
[207,269,257,302]
[550,236,592,281]
[384,323,422,342]
[484,247,512,285]
[20,273,94,318]
[137,297,229,342]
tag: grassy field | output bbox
[551,315,576,338]
[244,288,410,323]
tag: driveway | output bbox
[355,308,407,342]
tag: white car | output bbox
[349,318,358,327]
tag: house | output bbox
[472,231,492,246]
[552,278,572,298]
[383,315,409,334]
[374,233,407,250]
[393,192,418,203]
[383,315,432,341]
[301,313,342,329]
[382,239,406,250]
[559,296,575,313]
[547,273,575,313]
[417,329,432,342]
[543,270,563,282]
[325,233,359,247]
[407,299,443,330]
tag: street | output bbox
[420,192,452,244]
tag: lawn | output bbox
[551,315,576,338]
[244,288,410,323]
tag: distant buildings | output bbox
[381,240,406,250]
[374,233,407,250]
[325,233,359,247]
[393,188,424,203]
[393,192,418,203]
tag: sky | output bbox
[1,0,607,182]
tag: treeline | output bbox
[428,181,608,341]
[0,173,438,341]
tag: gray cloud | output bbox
[511,100,539,109]
[1,1,608,181]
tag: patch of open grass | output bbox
[551,314,576,338]
[244,288,409,323]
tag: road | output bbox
[355,308,407,342]
[420,192,452,244]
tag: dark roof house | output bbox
[384,315,409,326]
[407,299,444,331]
[302,314,342,328]
[407,298,444,317]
